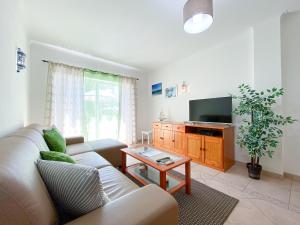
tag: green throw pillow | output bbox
[43,127,66,153]
[40,151,76,164]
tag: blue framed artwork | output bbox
[152,83,162,95]
[165,85,177,98]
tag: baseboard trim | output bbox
[262,170,284,179]
[234,161,245,167]
[235,160,300,180]
[284,172,300,181]
[235,160,284,179]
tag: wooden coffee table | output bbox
[121,145,192,194]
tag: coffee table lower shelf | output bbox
[126,163,186,194]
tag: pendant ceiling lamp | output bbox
[183,0,213,34]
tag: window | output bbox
[46,63,137,144]
[83,70,120,141]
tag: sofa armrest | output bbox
[65,184,179,225]
[65,136,85,145]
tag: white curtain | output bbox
[45,63,84,137]
[119,77,137,145]
[44,63,137,144]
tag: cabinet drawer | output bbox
[162,123,172,131]
[152,123,161,129]
[173,125,185,132]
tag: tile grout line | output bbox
[241,179,252,192]
[288,180,293,210]
[249,199,277,225]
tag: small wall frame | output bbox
[16,48,26,73]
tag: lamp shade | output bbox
[183,0,213,34]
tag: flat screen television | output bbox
[189,97,232,123]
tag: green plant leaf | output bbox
[233,83,296,161]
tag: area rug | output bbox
[128,170,238,225]
[170,171,238,225]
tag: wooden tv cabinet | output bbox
[152,122,235,172]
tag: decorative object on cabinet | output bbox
[152,82,162,95]
[232,84,296,180]
[165,85,178,98]
[16,48,26,72]
[159,109,168,121]
[152,121,235,172]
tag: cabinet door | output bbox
[162,130,173,149]
[153,128,163,147]
[204,136,223,169]
[173,131,186,155]
[186,134,203,162]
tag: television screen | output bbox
[189,97,232,123]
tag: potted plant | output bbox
[232,84,296,179]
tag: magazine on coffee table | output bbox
[138,147,161,158]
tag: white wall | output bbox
[281,11,300,176]
[252,17,284,175]
[28,42,147,140]
[0,0,28,137]
[146,30,253,163]
[145,16,292,175]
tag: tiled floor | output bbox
[127,156,300,225]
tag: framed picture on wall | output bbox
[152,83,162,95]
[165,85,178,98]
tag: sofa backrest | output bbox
[0,127,58,225]
[7,126,50,152]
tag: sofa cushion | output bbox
[0,137,58,225]
[66,139,127,167]
[40,151,76,164]
[72,152,111,169]
[43,127,67,153]
[66,143,94,155]
[37,160,108,217]
[7,128,50,151]
[26,123,50,135]
[99,166,138,201]
[88,139,127,167]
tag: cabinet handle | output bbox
[172,140,175,142]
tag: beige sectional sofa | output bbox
[0,124,179,225]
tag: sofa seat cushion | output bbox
[88,139,127,167]
[66,143,94,156]
[72,152,111,169]
[99,166,138,201]
[66,139,127,167]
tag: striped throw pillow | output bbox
[36,159,108,216]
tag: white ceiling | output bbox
[24,0,300,71]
